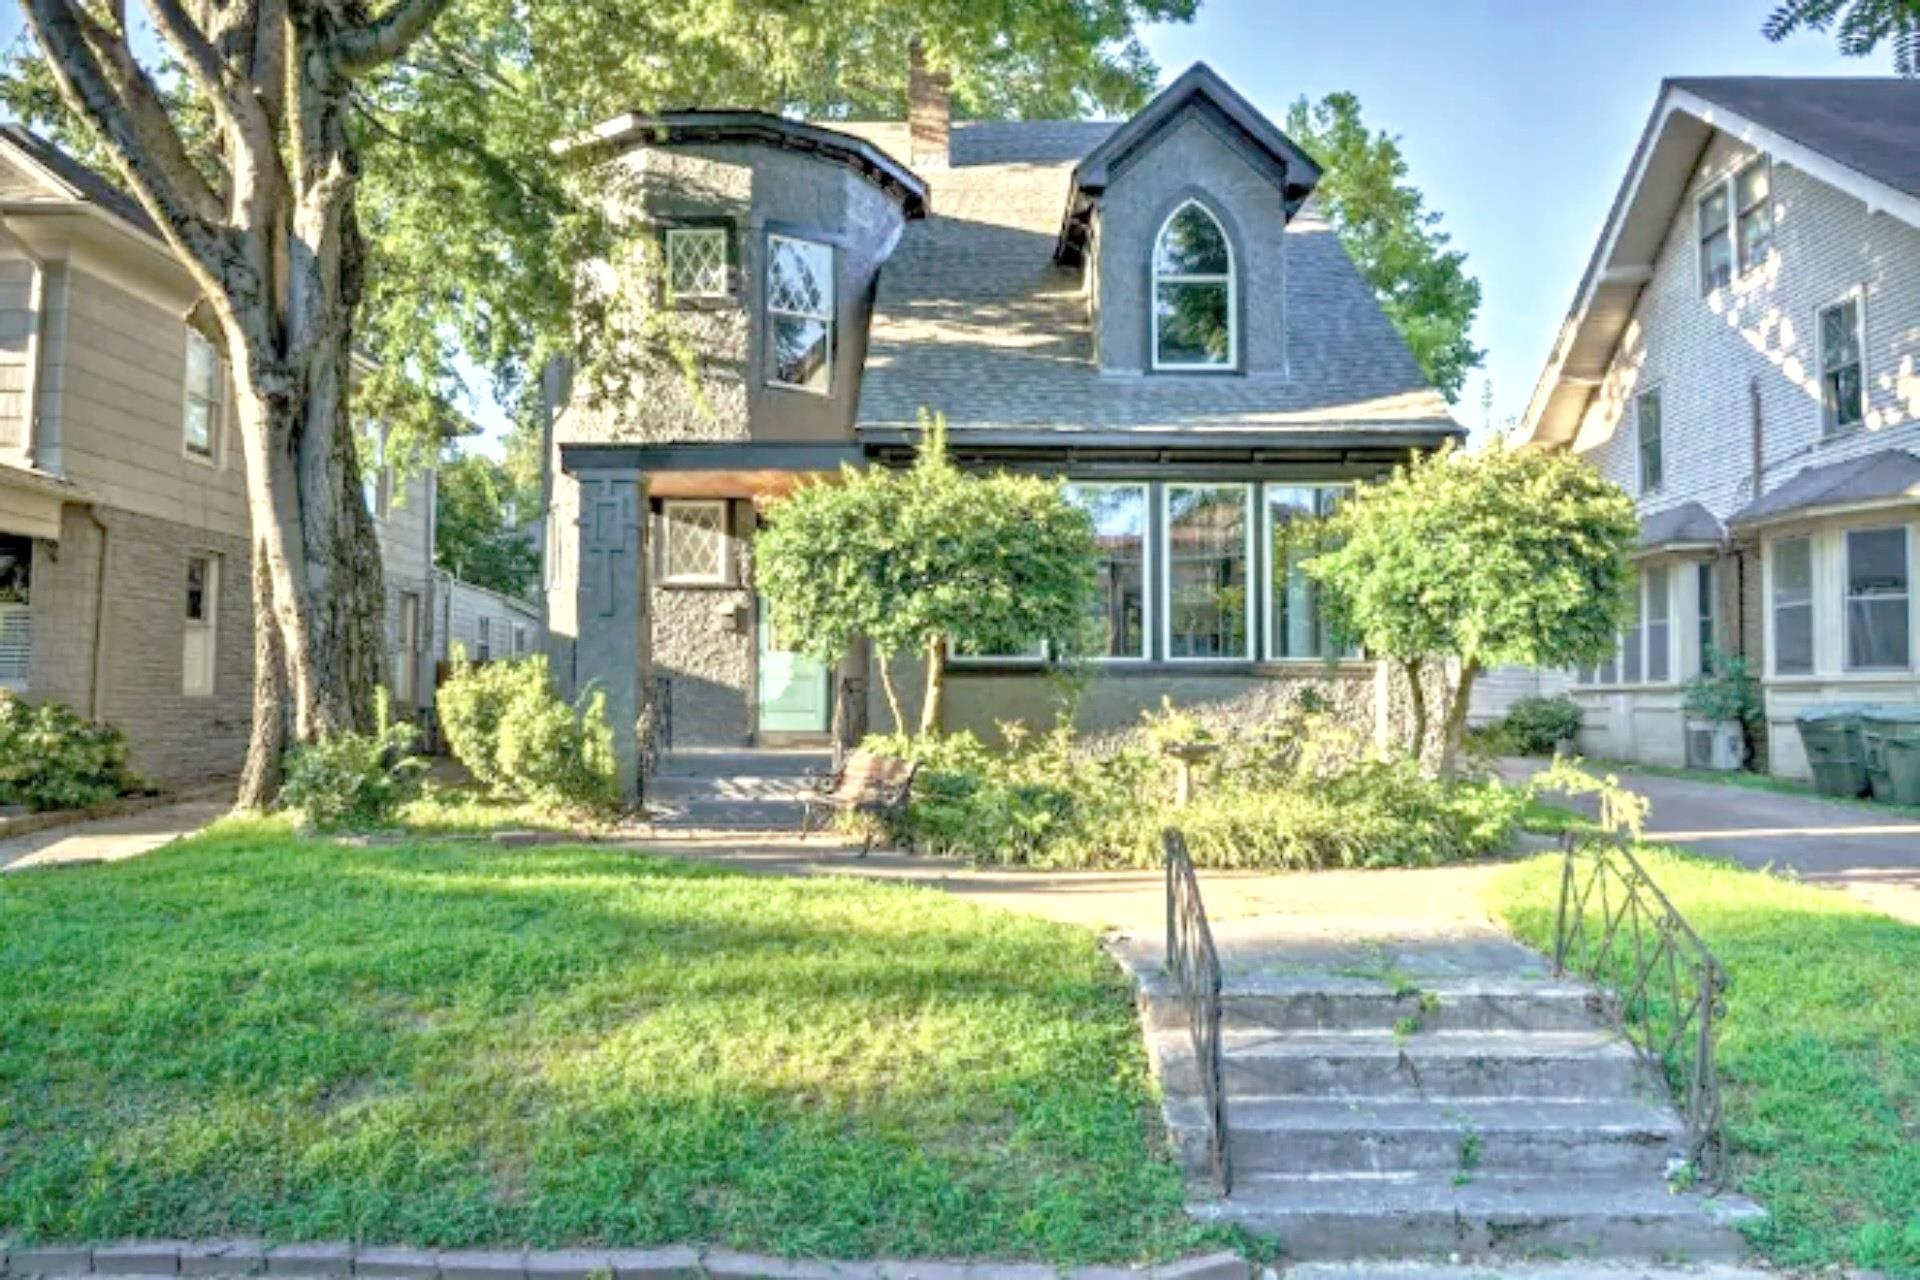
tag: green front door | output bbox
[757,599,831,735]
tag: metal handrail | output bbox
[1553,829,1728,1184]
[1164,828,1230,1195]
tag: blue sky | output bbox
[0,2,1876,445]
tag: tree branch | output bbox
[140,0,281,176]
[21,0,228,254]
[329,0,454,74]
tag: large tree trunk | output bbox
[918,635,946,737]
[875,649,905,735]
[1401,657,1429,763]
[237,534,288,809]
[1436,659,1482,780]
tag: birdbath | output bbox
[1162,741,1221,808]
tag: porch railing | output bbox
[1164,827,1230,1195]
[1553,829,1727,1184]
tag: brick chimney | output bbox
[907,37,950,169]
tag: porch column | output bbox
[574,466,649,802]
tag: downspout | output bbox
[85,506,111,721]
[0,215,47,469]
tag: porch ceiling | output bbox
[647,468,838,499]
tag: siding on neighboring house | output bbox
[1558,127,1920,778]
[374,464,436,716]
[1470,666,1573,727]
[0,258,33,454]
[438,572,540,665]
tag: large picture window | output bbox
[1164,484,1250,659]
[1151,200,1235,370]
[1845,526,1910,671]
[1264,485,1347,660]
[767,234,834,393]
[1772,536,1814,675]
[1064,483,1148,660]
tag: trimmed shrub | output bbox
[1501,695,1582,756]
[0,690,139,812]
[281,695,425,831]
[437,655,618,811]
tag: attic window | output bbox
[1152,200,1235,371]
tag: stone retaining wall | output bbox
[0,1242,1249,1280]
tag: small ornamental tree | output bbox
[757,416,1098,735]
[1309,442,1639,777]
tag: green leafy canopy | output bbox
[1309,442,1640,674]
[1284,92,1484,402]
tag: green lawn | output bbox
[1490,849,1920,1276]
[0,820,1211,1263]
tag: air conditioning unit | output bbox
[1685,719,1743,771]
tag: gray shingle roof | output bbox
[1639,501,1725,550]
[1733,447,1920,525]
[1669,77,1920,200]
[0,123,158,238]
[842,121,1454,439]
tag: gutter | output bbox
[0,215,47,469]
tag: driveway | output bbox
[1505,758,1920,923]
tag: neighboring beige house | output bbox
[1518,78,1920,779]
[1,125,253,786]
[0,125,523,783]
[435,570,540,668]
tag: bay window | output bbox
[1164,483,1251,659]
[1697,562,1716,673]
[767,234,834,393]
[1845,526,1910,671]
[1645,564,1671,682]
[1772,536,1814,676]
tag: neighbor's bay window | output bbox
[1063,482,1149,660]
[1697,561,1716,673]
[1772,536,1814,676]
[1845,526,1910,671]
[767,234,834,393]
[1152,200,1235,370]
[1265,485,1348,660]
[1164,483,1251,659]
[1645,563,1671,683]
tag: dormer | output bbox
[1056,64,1321,378]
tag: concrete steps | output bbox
[1128,952,1763,1262]
[643,750,829,831]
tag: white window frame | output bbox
[1150,199,1238,372]
[1635,385,1663,495]
[1644,563,1673,684]
[476,615,493,663]
[1161,482,1254,662]
[659,498,731,586]
[182,553,218,697]
[1067,480,1152,665]
[765,233,835,394]
[1768,533,1816,678]
[1816,288,1867,438]
[1261,482,1351,663]
[1733,157,1773,274]
[1695,181,1733,296]
[1696,560,1716,675]
[1842,523,1912,673]
[663,226,730,303]
[182,329,222,465]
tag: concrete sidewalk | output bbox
[0,793,227,872]
[1505,758,1920,923]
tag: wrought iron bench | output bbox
[799,750,918,853]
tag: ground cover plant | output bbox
[0,690,139,812]
[1491,849,1920,1275]
[0,821,1212,1263]
[868,703,1526,869]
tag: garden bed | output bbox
[0,819,1213,1263]
[1490,848,1920,1276]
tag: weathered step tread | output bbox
[1280,1263,1777,1280]
[1166,1095,1684,1137]
[1186,1027,1639,1060]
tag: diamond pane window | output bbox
[767,234,833,393]
[661,500,729,584]
[665,227,729,302]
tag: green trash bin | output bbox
[1863,707,1920,805]
[1796,705,1871,798]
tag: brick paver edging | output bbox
[0,1242,1250,1280]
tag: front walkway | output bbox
[1503,757,1920,922]
[0,794,227,872]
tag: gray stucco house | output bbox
[541,59,1461,792]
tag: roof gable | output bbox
[1520,77,1920,450]
[0,123,159,238]
[1055,62,1321,265]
